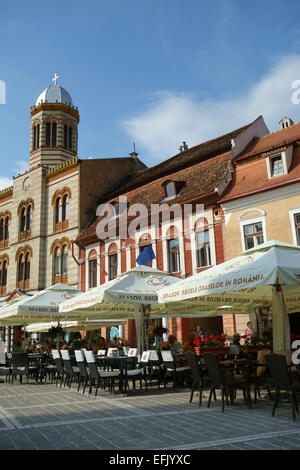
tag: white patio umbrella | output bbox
[58,265,251,353]
[59,266,183,354]
[158,241,300,356]
[25,319,126,333]
[0,284,84,326]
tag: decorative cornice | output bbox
[46,156,78,178]
[0,186,13,200]
[30,102,80,123]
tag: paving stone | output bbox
[1,381,300,449]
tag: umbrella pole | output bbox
[272,286,291,363]
[134,304,144,359]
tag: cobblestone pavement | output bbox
[0,380,300,450]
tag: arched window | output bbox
[16,247,32,290]
[62,195,69,222]
[168,238,180,273]
[56,197,62,223]
[53,190,71,233]
[18,254,25,286]
[19,204,33,241]
[54,247,61,277]
[26,205,32,232]
[4,217,9,241]
[62,245,68,275]
[88,250,98,288]
[24,253,30,289]
[53,243,69,284]
[0,258,8,296]
[196,230,211,268]
[20,208,26,233]
[0,219,4,242]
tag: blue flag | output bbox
[136,245,156,266]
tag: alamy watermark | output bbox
[0,81,6,104]
[95,196,208,250]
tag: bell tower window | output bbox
[45,122,57,147]
[52,122,57,147]
[32,125,40,150]
[68,127,72,150]
[64,125,73,151]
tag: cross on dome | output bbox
[52,73,59,86]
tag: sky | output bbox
[1,0,300,188]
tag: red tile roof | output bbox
[235,121,300,162]
[221,122,300,202]
[76,118,259,246]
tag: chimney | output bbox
[179,141,188,152]
[279,117,294,129]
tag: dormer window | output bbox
[270,155,283,177]
[165,182,176,198]
[162,180,185,200]
[266,147,293,179]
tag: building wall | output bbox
[80,206,225,344]
[221,180,300,335]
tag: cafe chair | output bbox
[203,352,252,412]
[84,350,120,396]
[11,352,38,385]
[265,353,300,421]
[75,350,89,393]
[61,349,80,388]
[124,351,150,392]
[0,353,12,383]
[51,350,64,387]
[161,350,190,390]
[185,351,216,406]
[148,350,163,388]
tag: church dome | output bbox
[36,84,73,106]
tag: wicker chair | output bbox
[265,353,300,421]
[203,352,252,412]
[185,351,216,406]
[84,350,120,396]
[11,352,38,384]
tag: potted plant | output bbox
[48,324,66,349]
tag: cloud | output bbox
[122,54,300,164]
[0,177,12,190]
[13,160,29,175]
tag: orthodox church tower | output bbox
[29,74,79,169]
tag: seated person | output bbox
[230,333,243,356]
[196,326,205,341]
[168,335,183,356]
[183,336,194,351]
[98,336,107,351]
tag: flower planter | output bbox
[194,346,230,357]
[243,344,272,353]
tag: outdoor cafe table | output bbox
[96,356,136,394]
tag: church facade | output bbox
[0,79,145,303]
